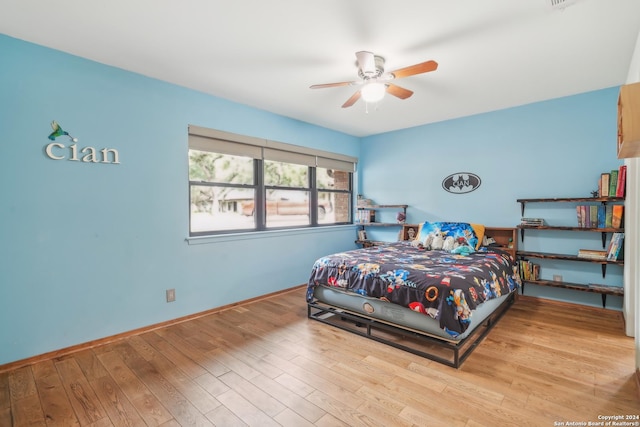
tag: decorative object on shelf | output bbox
[398,224,418,242]
[48,120,78,142]
[396,211,406,223]
[442,172,481,194]
[407,227,416,240]
[356,195,374,207]
[483,236,496,246]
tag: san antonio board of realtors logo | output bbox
[442,172,481,194]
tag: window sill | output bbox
[186,224,356,245]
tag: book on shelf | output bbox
[605,205,613,228]
[599,173,610,197]
[616,165,627,198]
[356,209,371,224]
[597,204,606,228]
[588,283,622,293]
[609,169,618,197]
[576,205,585,227]
[577,249,607,260]
[612,205,624,228]
[521,218,544,226]
[518,260,539,281]
[606,232,624,261]
[589,205,598,228]
[583,205,590,228]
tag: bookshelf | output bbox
[483,226,517,260]
[517,197,624,247]
[355,204,410,247]
[516,197,624,308]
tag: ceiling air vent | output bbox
[549,0,578,10]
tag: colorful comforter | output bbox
[306,242,521,337]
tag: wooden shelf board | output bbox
[517,251,624,265]
[522,279,623,296]
[357,204,408,209]
[517,197,624,203]
[517,225,624,232]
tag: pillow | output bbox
[470,223,485,250]
[415,222,425,241]
[416,221,478,250]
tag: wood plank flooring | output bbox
[1,287,638,426]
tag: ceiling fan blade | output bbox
[390,60,438,79]
[341,91,361,108]
[386,83,413,99]
[310,81,356,89]
[355,51,376,75]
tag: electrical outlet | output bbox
[553,275,563,282]
[166,289,176,302]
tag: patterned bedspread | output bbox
[306,242,521,337]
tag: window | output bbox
[188,126,356,236]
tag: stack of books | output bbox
[355,209,372,224]
[518,260,539,281]
[577,249,608,260]
[606,232,624,261]
[599,165,627,198]
[575,204,624,228]
[521,218,544,226]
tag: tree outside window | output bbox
[189,150,352,235]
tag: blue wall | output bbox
[0,35,360,365]
[0,34,624,366]
[361,89,623,309]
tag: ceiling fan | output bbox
[310,51,438,108]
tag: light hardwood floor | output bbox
[1,287,638,426]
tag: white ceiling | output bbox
[2,0,640,137]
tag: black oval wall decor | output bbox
[442,172,481,194]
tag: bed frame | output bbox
[307,290,516,368]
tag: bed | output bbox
[306,222,521,368]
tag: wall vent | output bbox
[549,0,578,10]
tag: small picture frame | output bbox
[399,225,417,241]
[358,229,368,241]
[406,227,417,241]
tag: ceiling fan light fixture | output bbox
[361,82,386,103]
